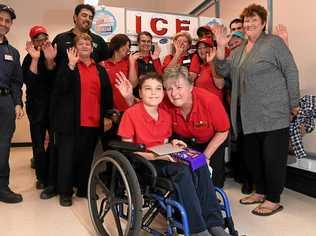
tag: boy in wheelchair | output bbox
[117,72,229,236]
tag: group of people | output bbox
[0,2,300,236]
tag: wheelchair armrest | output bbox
[128,153,157,188]
[107,140,146,152]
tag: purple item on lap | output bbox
[171,148,207,171]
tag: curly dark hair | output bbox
[240,4,267,31]
[74,4,95,17]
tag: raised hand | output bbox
[129,52,141,64]
[174,39,186,56]
[206,47,217,64]
[275,24,289,47]
[212,25,231,47]
[151,43,161,60]
[115,71,133,99]
[42,41,57,61]
[26,41,40,59]
[67,47,79,69]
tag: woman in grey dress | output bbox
[213,4,300,216]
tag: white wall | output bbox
[4,0,80,142]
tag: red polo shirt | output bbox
[161,87,230,143]
[101,58,129,112]
[189,54,223,101]
[118,102,172,148]
[162,54,192,72]
[189,53,201,74]
[77,60,101,127]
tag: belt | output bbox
[0,88,10,96]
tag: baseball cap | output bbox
[196,37,213,47]
[29,25,48,39]
[197,25,212,38]
[0,4,16,20]
[232,31,245,40]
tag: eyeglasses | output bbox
[231,26,243,31]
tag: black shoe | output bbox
[36,181,46,190]
[241,182,253,195]
[0,187,23,203]
[40,186,57,200]
[31,157,35,169]
[59,195,72,207]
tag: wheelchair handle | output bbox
[107,140,146,152]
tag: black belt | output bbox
[0,88,10,96]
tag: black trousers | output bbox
[56,127,98,196]
[243,127,289,203]
[27,118,50,184]
[0,96,15,188]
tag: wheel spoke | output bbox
[112,205,124,236]
[96,175,111,196]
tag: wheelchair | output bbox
[88,140,238,236]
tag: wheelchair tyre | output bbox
[88,150,143,236]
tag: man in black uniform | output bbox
[52,3,109,66]
[0,4,24,203]
[22,25,56,197]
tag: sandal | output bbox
[251,205,284,216]
[239,195,265,205]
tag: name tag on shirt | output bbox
[4,54,13,61]
[183,59,191,64]
[194,121,209,127]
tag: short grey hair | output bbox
[163,66,193,87]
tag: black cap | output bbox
[0,4,16,20]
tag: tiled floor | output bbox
[1,147,316,236]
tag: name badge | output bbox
[194,121,208,127]
[4,54,13,61]
[182,59,191,64]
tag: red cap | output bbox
[198,25,212,32]
[29,25,48,39]
[196,37,213,47]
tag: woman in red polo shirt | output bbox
[117,73,228,236]
[52,33,113,207]
[189,37,225,101]
[162,32,193,72]
[162,66,230,188]
[100,34,137,112]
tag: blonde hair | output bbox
[74,33,93,45]
[171,32,192,54]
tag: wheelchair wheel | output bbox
[88,150,143,236]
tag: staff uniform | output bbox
[22,52,54,186]
[51,61,113,197]
[161,87,230,188]
[0,37,23,190]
